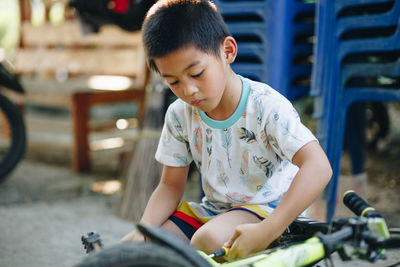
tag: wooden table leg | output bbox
[72,93,90,172]
[0,111,11,138]
[137,92,146,125]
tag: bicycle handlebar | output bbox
[343,190,382,218]
[375,237,400,249]
[317,227,354,255]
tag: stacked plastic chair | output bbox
[213,0,316,100]
[311,0,400,221]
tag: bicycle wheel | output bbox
[75,242,196,267]
[0,94,26,182]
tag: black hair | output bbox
[142,0,230,72]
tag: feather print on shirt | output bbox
[251,88,271,125]
[169,110,192,152]
[220,128,232,168]
[216,159,228,187]
[253,155,275,178]
[261,120,286,159]
[253,97,264,125]
[238,127,257,144]
[260,182,274,198]
[260,129,270,150]
[205,128,212,168]
[225,192,252,204]
[239,150,249,185]
[171,110,183,132]
[267,133,286,159]
[170,110,186,142]
[193,127,202,155]
[271,110,302,143]
[260,128,283,162]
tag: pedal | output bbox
[81,232,103,253]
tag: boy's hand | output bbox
[120,229,145,243]
[223,223,274,261]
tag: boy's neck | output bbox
[206,73,242,121]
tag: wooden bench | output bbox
[9,20,149,172]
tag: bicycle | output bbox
[76,190,400,267]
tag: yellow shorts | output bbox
[169,201,270,239]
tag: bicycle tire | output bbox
[0,94,26,183]
[75,242,197,267]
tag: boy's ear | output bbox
[221,36,237,64]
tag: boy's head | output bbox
[142,0,231,72]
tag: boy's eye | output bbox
[191,70,204,78]
[169,80,179,86]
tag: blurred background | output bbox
[0,0,399,266]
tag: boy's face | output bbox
[154,44,231,114]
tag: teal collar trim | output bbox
[199,76,250,129]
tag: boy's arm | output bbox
[224,140,332,260]
[120,164,190,242]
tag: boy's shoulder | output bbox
[245,77,291,106]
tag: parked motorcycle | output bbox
[0,62,26,183]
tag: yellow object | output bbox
[49,2,65,26]
[360,207,375,217]
[0,0,21,61]
[31,0,46,27]
[208,246,230,258]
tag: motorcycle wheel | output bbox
[0,94,26,182]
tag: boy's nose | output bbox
[183,84,198,96]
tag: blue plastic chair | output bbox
[312,0,400,221]
[214,0,316,100]
[315,0,400,142]
[317,1,400,146]
[312,0,398,97]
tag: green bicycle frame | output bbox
[198,215,390,267]
[198,236,325,267]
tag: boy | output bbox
[121,0,332,261]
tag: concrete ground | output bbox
[0,160,132,267]
[1,158,399,267]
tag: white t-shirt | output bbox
[155,76,316,213]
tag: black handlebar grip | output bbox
[342,190,381,218]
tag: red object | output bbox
[172,211,203,229]
[112,0,130,13]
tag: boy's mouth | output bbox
[191,99,204,107]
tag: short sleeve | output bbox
[262,96,317,162]
[155,101,193,167]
